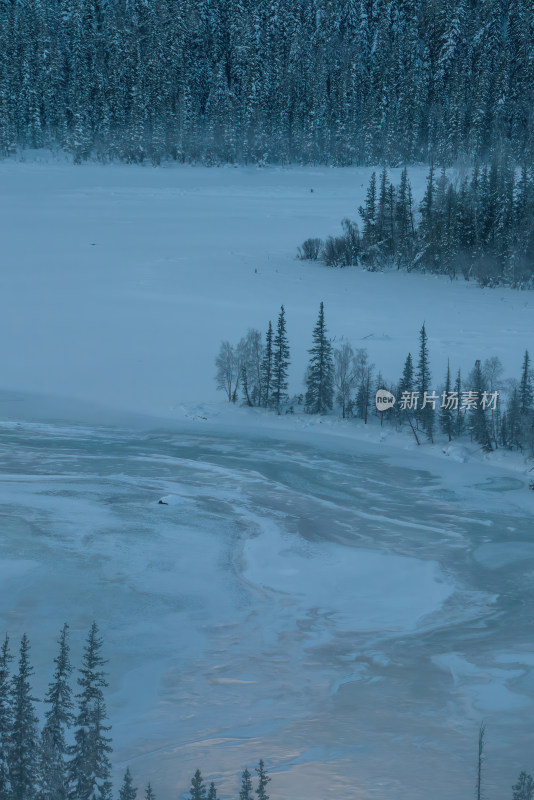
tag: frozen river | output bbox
[0,418,533,800]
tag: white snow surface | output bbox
[1,160,534,800]
[0,159,533,417]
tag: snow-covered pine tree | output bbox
[189,770,206,800]
[144,784,155,800]
[398,353,414,397]
[207,782,217,800]
[271,306,290,413]
[119,768,137,800]
[375,166,389,248]
[395,167,415,267]
[255,760,270,800]
[468,360,493,451]
[453,369,465,437]
[396,352,415,425]
[9,635,40,800]
[415,323,434,441]
[512,770,534,800]
[0,636,12,800]
[38,623,74,800]
[439,360,453,442]
[305,302,335,415]
[68,622,112,800]
[419,165,436,269]
[359,171,377,251]
[239,768,253,800]
[519,350,533,415]
[483,356,504,448]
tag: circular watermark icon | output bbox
[375,389,396,411]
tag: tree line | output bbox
[299,160,534,288]
[216,305,534,455]
[0,0,532,166]
[0,624,272,800]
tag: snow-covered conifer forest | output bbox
[1,1,534,799]
[0,0,532,166]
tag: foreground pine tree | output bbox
[261,321,274,407]
[519,350,533,415]
[239,768,253,800]
[398,353,414,398]
[207,782,217,800]
[9,635,39,800]
[0,636,12,800]
[68,623,112,800]
[144,784,155,800]
[189,770,206,800]
[255,760,270,800]
[272,306,290,413]
[439,360,453,442]
[416,323,434,441]
[305,302,334,415]
[38,623,74,800]
[469,360,493,452]
[119,767,137,800]
[512,770,534,800]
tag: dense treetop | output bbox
[0,0,532,165]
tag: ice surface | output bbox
[0,420,532,800]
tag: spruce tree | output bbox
[0,636,12,800]
[512,770,534,800]
[189,770,206,800]
[359,172,377,247]
[468,360,493,451]
[239,769,253,800]
[68,623,112,800]
[305,302,335,415]
[396,167,415,266]
[145,784,155,800]
[207,782,217,800]
[9,635,39,800]
[376,166,389,246]
[38,624,74,800]
[415,323,434,441]
[453,369,465,437]
[271,306,290,413]
[398,353,414,397]
[519,350,533,414]
[397,353,415,425]
[255,760,270,800]
[439,360,454,441]
[420,165,436,268]
[119,768,137,800]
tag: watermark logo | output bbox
[375,389,396,410]
[375,390,500,411]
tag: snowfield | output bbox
[0,158,533,417]
[1,159,534,800]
